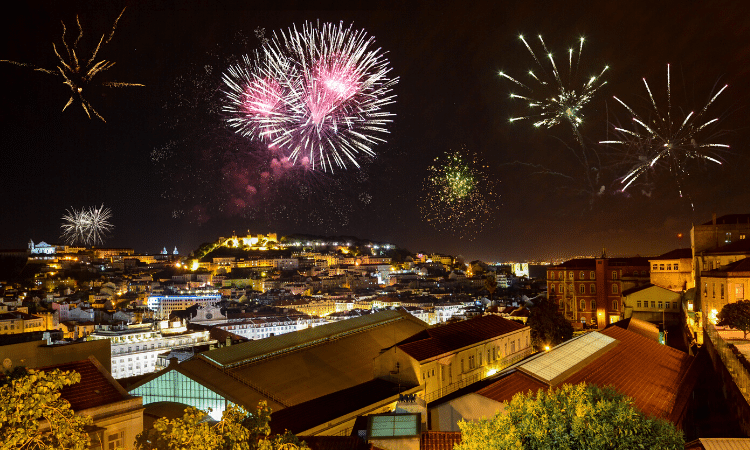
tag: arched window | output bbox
[550,284,556,293]
[590,284,596,294]
[579,284,585,294]
[580,271,586,280]
[612,284,619,294]
[612,300,619,310]
[580,299,585,310]
[591,300,596,310]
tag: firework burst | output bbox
[60,205,113,245]
[420,149,497,238]
[600,64,729,194]
[2,8,143,121]
[222,21,398,172]
[498,35,608,139]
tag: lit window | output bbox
[580,271,586,280]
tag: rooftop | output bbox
[395,315,526,362]
[201,310,424,368]
[37,357,131,411]
[652,248,692,260]
[701,214,750,226]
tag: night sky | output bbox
[1,0,749,262]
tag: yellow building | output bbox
[374,315,533,403]
[702,257,750,323]
[0,311,47,334]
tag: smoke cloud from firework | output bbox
[222,21,398,172]
[601,64,729,197]
[61,205,114,245]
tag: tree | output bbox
[135,401,308,450]
[526,297,573,350]
[455,383,684,450]
[1,368,92,450]
[717,300,750,339]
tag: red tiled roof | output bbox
[564,326,695,420]
[475,370,548,403]
[397,315,526,361]
[37,358,129,411]
[421,431,462,450]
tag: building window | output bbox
[591,300,595,310]
[550,284,555,293]
[633,271,638,276]
[721,284,725,299]
[637,301,642,308]
[713,283,716,298]
[653,263,658,270]
[613,300,618,310]
[558,272,563,280]
[580,271,586,280]
[590,271,595,279]
[658,301,663,309]
[651,301,656,308]
[674,264,679,271]
[667,264,672,270]
[737,283,745,300]
[580,300,585,310]
[569,272,574,280]
[590,284,596,294]
[107,430,124,450]
[612,284,618,294]
[660,264,665,270]
[579,284,585,294]
[612,271,617,280]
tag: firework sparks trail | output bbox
[419,149,498,239]
[60,205,113,245]
[1,8,143,121]
[498,34,608,139]
[222,21,398,172]
[600,64,729,195]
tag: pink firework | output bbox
[223,21,398,172]
[223,54,286,140]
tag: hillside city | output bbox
[3,213,750,449]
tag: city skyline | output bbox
[1,0,749,262]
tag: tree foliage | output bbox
[717,300,750,339]
[527,297,573,350]
[134,401,307,450]
[1,368,92,450]
[455,383,684,450]
[484,273,497,300]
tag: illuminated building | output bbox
[649,248,693,292]
[128,310,428,420]
[546,256,650,328]
[621,284,682,326]
[89,325,216,379]
[700,257,750,324]
[146,291,221,320]
[0,311,50,335]
[373,314,533,403]
[512,263,529,278]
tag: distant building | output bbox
[147,291,221,320]
[89,325,216,378]
[512,263,529,278]
[546,256,651,328]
